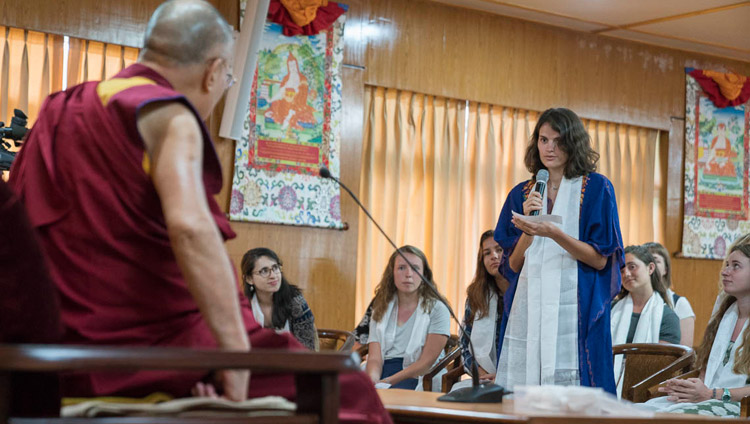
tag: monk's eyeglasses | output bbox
[208,57,236,89]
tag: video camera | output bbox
[0,109,29,171]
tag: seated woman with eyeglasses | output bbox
[241,247,319,350]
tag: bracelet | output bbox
[713,388,717,400]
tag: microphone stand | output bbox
[320,167,507,403]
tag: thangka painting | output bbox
[681,68,750,259]
[229,13,346,228]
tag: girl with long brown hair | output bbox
[365,246,450,390]
[642,235,750,417]
[451,230,508,392]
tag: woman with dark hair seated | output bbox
[611,244,680,397]
[450,230,508,391]
[241,247,318,350]
[644,241,695,346]
[365,245,450,390]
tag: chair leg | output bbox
[296,373,339,424]
[0,373,9,424]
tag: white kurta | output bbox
[495,176,582,389]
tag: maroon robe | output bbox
[9,64,391,423]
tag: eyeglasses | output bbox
[253,264,282,278]
[208,57,236,89]
[225,72,236,89]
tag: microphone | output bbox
[530,169,549,216]
[320,166,507,403]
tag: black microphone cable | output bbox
[320,166,507,402]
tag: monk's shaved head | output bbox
[140,0,233,66]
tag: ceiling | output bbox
[432,0,750,63]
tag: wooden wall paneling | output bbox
[360,0,750,130]
[220,65,365,330]
[1,0,238,47]
[664,115,722,345]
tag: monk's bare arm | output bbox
[138,102,250,398]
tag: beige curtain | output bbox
[66,38,139,85]
[357,85,662,327]
[0,26,63,126]
[356,87,466,322]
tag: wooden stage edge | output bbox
[377,389,748,424]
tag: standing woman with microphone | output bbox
[493,108,625,394]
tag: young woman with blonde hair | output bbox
[643,234,750,417]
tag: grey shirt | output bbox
[625,304,681,344]
[369,301,450,359]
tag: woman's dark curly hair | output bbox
[524,108,599,179]
[241,247,301,330]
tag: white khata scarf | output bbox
[373,297,445,391]
[495,176,581,390]
[251,294,290,333]
[468,291,499,375]
[610,291,663,397]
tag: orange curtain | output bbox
[356,85,662,327]
[0,26,64,127]
[66,38,139,85]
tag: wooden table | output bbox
[378,389,749,424]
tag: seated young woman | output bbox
[352,299,374,352]
[641,235,750,417]
[645,242,696,346]
[241,247,319,350]
[366,245,451,390]
[611,245,680,396]
[450,230,508,392]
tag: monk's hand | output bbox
[522,192,542,216]
[218,369,250,402]
[660,378,712,403]
[191,381,219,398]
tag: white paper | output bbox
[374,382,392,389]
[512,210,563,224]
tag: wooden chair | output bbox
[421,334,460,392]
[0,343,361,424]
[648,367,750,418]
[316,329,355,352]
[612,343,695,402]
[357,334,459,392]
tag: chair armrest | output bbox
[422,346,461,392]
[741,395,750,418]
[356,344,368,361]
[0,344,359,423]
[442,361,465,393]
[339,336,355,352]
[629,351,696,402]
[0,344,360,374]
[645,368,701,400]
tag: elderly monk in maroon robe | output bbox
[8,1,391,422]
